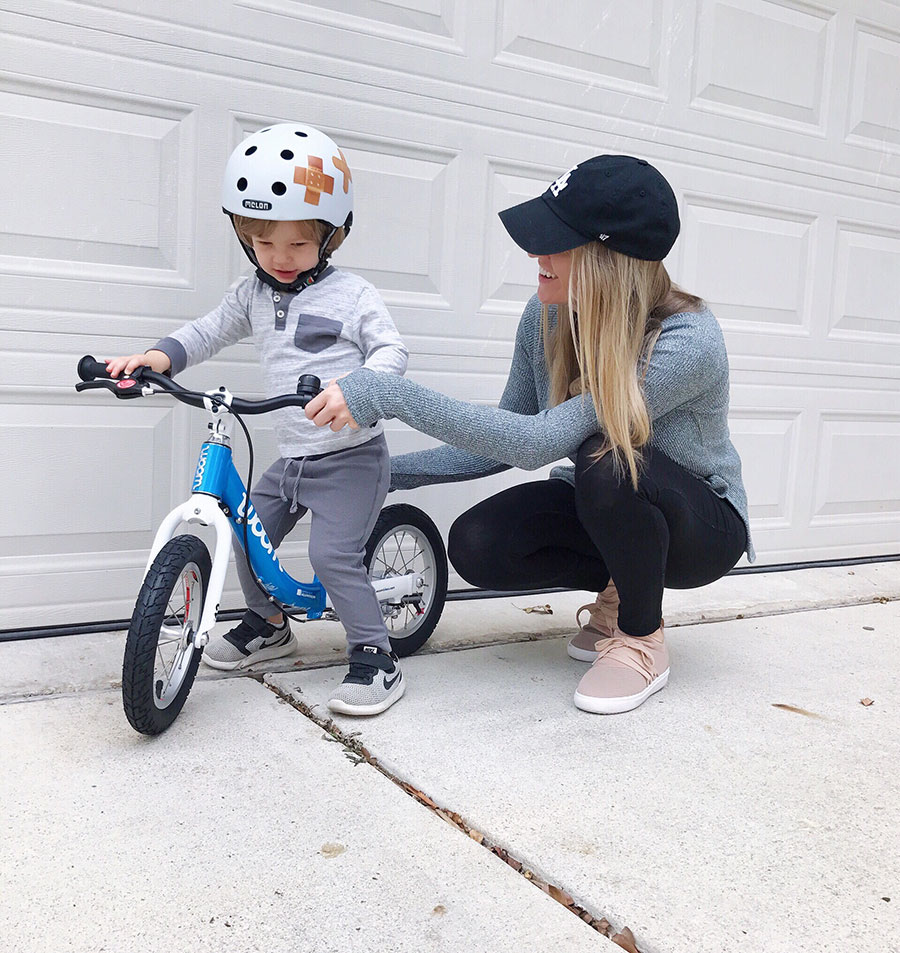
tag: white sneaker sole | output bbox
[327,678,406,716]
[567,641,600,663]
[573,668,669,714]
[201,634,298,671]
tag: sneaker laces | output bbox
[593,632,660,685]
[576,581,619,632]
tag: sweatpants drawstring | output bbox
[277,458,305,514]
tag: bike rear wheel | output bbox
[122,534,210,735]
[364,504,448,658]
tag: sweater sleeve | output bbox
[388,301,544,489]
[339,369,599,471]
[152,278,254,375]
[354,284,409,377]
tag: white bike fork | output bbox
[144,494,233,650]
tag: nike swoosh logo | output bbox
[383,671,401,690]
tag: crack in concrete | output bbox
[261,675,646,950]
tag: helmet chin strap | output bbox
[225,213,351,293]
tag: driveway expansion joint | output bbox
[261,675,652,952]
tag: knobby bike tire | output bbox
[122,535,211,735]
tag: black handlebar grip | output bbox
[297,374,322,399]
[77,355,114,382]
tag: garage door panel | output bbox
[692,0,835,132]
[494,0,666,92]
[0,393,175,548]
[236,0,460,48]
[810,413,900,523]
[830,221,900,340]
[680,195,816,333]
[730,379,900,560]
[331,136,460,308]
[668,162,900,371]
[0,79,197,286]
[727,410,801,528]
[846,20,900,151]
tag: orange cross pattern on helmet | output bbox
[333,149,352,194]
[293,156,334,206]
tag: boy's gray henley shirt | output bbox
[153,267,408,458]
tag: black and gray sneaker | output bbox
[202,610,297,671]
[327,645,405,716]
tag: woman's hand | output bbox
[105,349,171,378]
[305,380,360,431]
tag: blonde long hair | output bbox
[542,242,703,488]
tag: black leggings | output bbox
[448,437,747,637]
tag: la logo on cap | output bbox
[549,164,578,197]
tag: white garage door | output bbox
[1,1,899,628]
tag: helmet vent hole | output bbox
[271,181,287,196]
[280,149,294,160]
[245,145,257,156]
[294,130,308,137]
[260,128,271,133]
[237,178,248,191]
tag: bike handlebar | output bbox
[75,355,322,412]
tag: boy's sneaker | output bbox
[202,610,297,671]
[567,581,619,662]
[327,645,405,716]
[573,625,669,714]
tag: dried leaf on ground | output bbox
[434,809,466,831]
[319,843,346,858]
[547,884,574,906]
[772,703,824,719]
[610,926,643,952]
[468,829,484,844]
[514,603,554,614]
[402,783,438,809]
[860,697,875,707]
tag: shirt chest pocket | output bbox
[294,313,344,353]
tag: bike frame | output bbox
[143,392,421,648]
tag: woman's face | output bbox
[529,250,572,304]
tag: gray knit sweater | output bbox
[339,295,754,561]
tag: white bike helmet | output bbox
[222,122,354,291]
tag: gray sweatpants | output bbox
[234,434,391,652]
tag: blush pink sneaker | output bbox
[567,581,619,662]
[573,625,669,714]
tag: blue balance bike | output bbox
[76,357,448,735]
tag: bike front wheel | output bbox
[364,504,448,658]
[122,535,211,735]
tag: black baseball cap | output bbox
[498,155,680,261]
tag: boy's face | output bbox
[250,221,321,284]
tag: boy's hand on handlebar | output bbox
[305,380,359,431]
[104,350,172,379]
